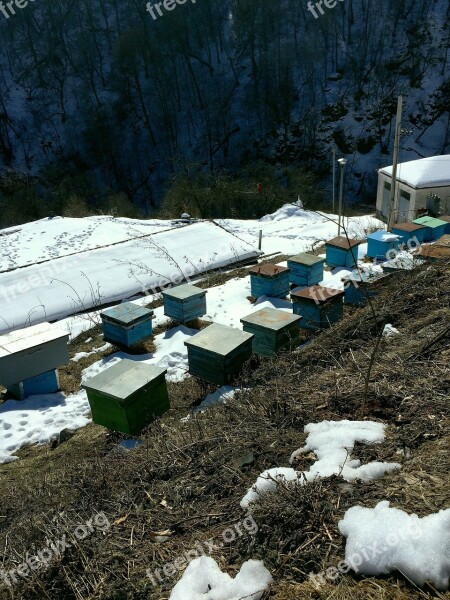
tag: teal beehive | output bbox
[325,237,361,268]
[240,308,302,356]
[367,230,402,261]
[391,222,428,245]
[291,285,344,330]
[287,253,325,287]
[184,323,253,385]
[437,215,450,234]
[82,359,169,435]
[342,271,392,307]
[249,264,290,299]
[101,302,154,348]
[163,284,207,324]
[413,216,448,241]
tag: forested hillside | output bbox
[0,0,449,218]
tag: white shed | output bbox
[376,155,450,223]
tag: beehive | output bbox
[325,237,361,268]
[413,216,448,241]
[366,230,401,261]
[8,369,60,400]
[240,308,302,356]
[163,284,207,324]
[248,264,290,299]
[184,323,253,385]
[101,302,154,348]
[287,253,325,287]
[342,271,392,307]
[291,285,344,330]
[391,222,428,245]
[0,322,69,394]
[82,359,169,435]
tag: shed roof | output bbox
[240,307,301,331]
[288,253,326,266]
[379,155,450,189]
[326,236,361,250]
[101,302,153,325]
[82,359,166,400]
[392,222,427,232]
[291,285,344,303]
[162,283,206,301]
[248,264,289,277]
[0,322,68,358]
[184,323,253,356]
[413,216,448,229]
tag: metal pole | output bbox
[332,146,336,214]
[337,158,347,236]
[258,229,262,250]
[388,95,403,231]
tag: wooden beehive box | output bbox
[392,222,428,245]
[342,271,392,307]
[325,236,361,268]
[184,323,253,385]
[240,308,302,356]
[101,302,154,348]
[248,264,290,299]
[82,359,169,435]
[287,253,325,287]
[367,230,401,260]
[413,216,448,241]
[8,369,60,400]
[291,285,344,330]
[0,322,69,390]
[163,284,207,324]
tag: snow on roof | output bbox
[379,155,450,189]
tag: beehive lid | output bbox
[185,323,253,356]
[413,216,447,229]
[288,253,326,266]
[291,285,344,303]
[101,302,153,325]
[241,308,301,331]
[82,359,166,400]
[163,283,207,300]
[0,322,69,358]
[392,222,427,232]
[248,264,289,277]
[326,236,361,249]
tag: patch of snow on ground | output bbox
[169,556,272,600]
[0,391,91,464]
[339,501,450,591]
[72,342,111,362]
[383,324,400,337]
[240,421,401,508]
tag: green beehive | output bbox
[240,308,302,356]
[184,323,253,385]
[82,359,169,435]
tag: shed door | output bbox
[382,182,391,218]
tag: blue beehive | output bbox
[342,271,392,307]
[101,302,154,348]
[163,284,207,324]
[8,369,60,400]
[436,215,450,234]
[413,216,448,241]
[290,285,345,330]
[391,222,428,245]
[367,230,402,261]
[287,253,326,287]
[249,264,290,299]
[325,237,361,268]
[185,323,253,385]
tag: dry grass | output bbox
[0,262,449,599]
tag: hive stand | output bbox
[240,308,302,356]
[162,284,207,324]
[0,322,69,399]
[287,253,326,288]
[184,323,253,385]
[413,216,448,242]
[248,264,290,299]
[325,237,361,268]
[291,285,345,330]
[101,302,154,348]
[391,222,428,245]
[82,359,169,435]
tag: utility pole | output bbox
[337,158,347,236]
[332,146,336,214]
[388,95,403,230]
